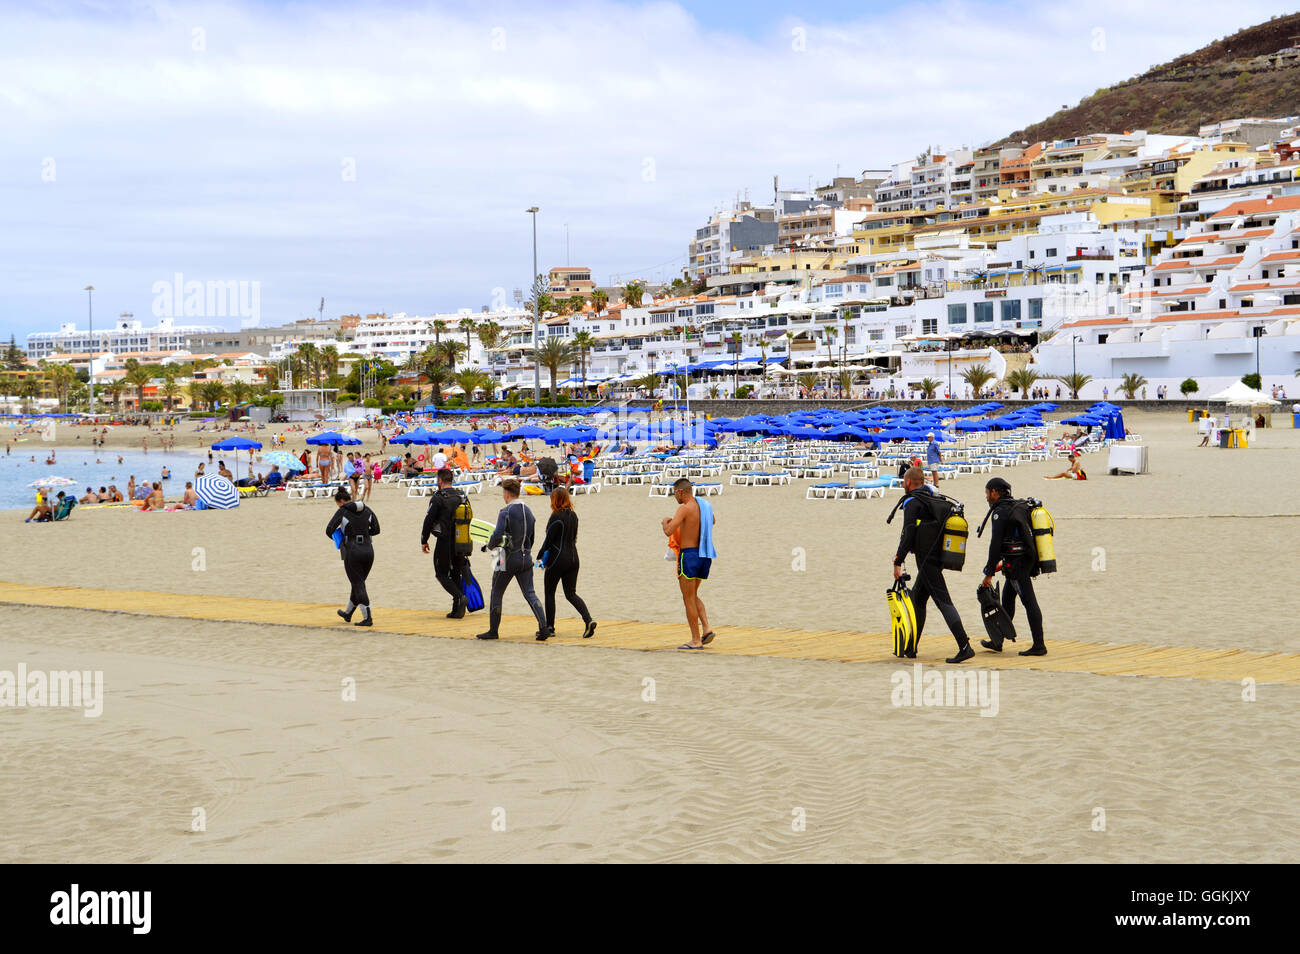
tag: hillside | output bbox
[1001,13,1300,144]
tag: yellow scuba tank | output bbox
[939,507,968,572]
[1026,498,1056,574]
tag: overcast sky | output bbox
[1,0,1293,338]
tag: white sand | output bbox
[1,408,1297,862]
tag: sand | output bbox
[1,408,1297,862]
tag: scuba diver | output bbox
[890,466,973,663]
[326,487,380,627]
[421,468,469,619]
[979,477,1047,656]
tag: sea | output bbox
[1,444,210,509]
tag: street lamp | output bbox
[526,206,540,404]
[1071,334,1082,399]
[84,285,94,415]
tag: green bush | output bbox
[736,384,755,399]
[363,398,381,408]
[337,392,358,403]
[1241,372,1262,390]
[1180,377,1198,396]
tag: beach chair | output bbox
[568,480,601,494]
[835,478,891,500]
[51,497,76,521]
[805,482,847,500]
[237,485,269,499]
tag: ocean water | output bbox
[0,445,210,509]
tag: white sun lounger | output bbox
[729,471,792,487]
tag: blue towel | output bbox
[332,528,344,549]
[696,497,717,560]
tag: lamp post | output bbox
[1071,334,1082,399]
[84,285,95,415]
[527,206,540,404]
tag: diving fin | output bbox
[977,582,1017,648]
[888,575,919,659]
[461,564,485,613]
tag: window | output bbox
[1046,248,1057,258]
[1028,298,1043,321]
[947,303,967,326]
[894,324,910,338]
[869,329,885,341]
[1001,300,1021,322]
[974,302,994,323]
[921,318,938,335]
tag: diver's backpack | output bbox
[537,456,559,493]
[439,488,474,556]
[887,488,968,572]
[979,497,1056,576]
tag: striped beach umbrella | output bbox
[194,475,239,510]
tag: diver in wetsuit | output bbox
[980,477,1046,656]
[892,466,973,664]
[421,468,466,619]
[326,487,380,627]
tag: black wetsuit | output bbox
[982,497,1045,649]
[485,500,548,636]
[326,501,380,616]
[893,486,969,650]
[539,509,591,630]
[421,486,466,610]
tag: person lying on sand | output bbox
[1046,455,1086,480]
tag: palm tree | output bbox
[438,340,466,370]
[918,377,942,399]
[296,342,320,387]
[104,378,127,414]
[424,364,452,407]
[200,380,227,411]
[729,331,743,395]
[1005,368,1041,399]
[566,295,586,315]
[19,376,41,414]
[634,372,660,395]
[623,281,646,307]
[796,372,819,396]
[1119,372,1148,400]
[477,322,502,352]
[960,364,996,398]
[187,379,203,411]
[124,364,154,410]
[1062,372,1092,399]
[431,319,447,348]
[571,331,596,392]
[590,290,609,314]
[160,378,180,412]
[458,317,476,359]
[319,345,340,385]
[824,328,839,397]
[228,380,252,406]
[454,368,492,405]
[535,338,576,402]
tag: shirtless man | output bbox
[661,478,715,649]
[182,482,199,508]
[218,460,234,480]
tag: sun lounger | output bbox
[568,480,601,494]
[834,477,899,500]
[729,471,792,487]
[805,482,847,500]
[648,481,722,498]
[788,464,834,479]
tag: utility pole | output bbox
[527,207,541,403]
[84,286,94,415]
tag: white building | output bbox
[26,316,223,359]
[348,308,534,366]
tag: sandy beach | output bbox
[2,407,1298,862]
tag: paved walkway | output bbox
[1,581,1295,685]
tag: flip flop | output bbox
[677,643,705,650]
[701,631,716,645]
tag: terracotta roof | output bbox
[1179,228,1272,243]
[1260,250,1300,262]
[1152,255,1242,271]
[1208,195,1300,218]
[1058,316,1130,328]
[1228,280,1300,292]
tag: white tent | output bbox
[1206,381,1279,405]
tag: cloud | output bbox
[0,0,1293,335]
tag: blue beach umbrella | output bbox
[194,475,239,510]
[211,437,262,451]
[306,431,362,445]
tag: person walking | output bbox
[662,478,716,650]
[979,477,1046,656]
[421,468,468,619]
[925,431,943,485]
[891,466,973,663]
[326,487,380,626]
[538,487,595,640]
[477,478,549,641]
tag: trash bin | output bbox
[1187,408,1196,422]
[1235,428,1248,449]
[1219,429,1232,448]
[1294,412,1300,429]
